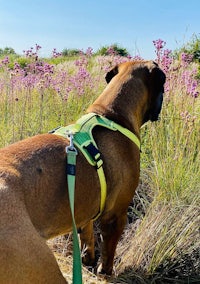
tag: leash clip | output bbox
[66,132,78,154]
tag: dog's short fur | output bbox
[0,61,165,283]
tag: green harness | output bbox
[51,112,140,284]
[53,112,140,219]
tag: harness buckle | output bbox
[84,142,103,169]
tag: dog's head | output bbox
[105,61,166,125]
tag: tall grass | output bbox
[115,43,200,282]
[0,42,199,283]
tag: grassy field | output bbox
[0,42,199,283]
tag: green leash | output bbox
[66,133,83,284]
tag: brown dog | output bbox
[0,61,165,283]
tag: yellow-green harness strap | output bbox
[52,113,140,218]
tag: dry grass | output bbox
[48,182,200,283]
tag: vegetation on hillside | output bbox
[0,37,199,283]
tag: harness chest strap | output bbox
[52,113,140,219]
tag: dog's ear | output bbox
[142,61,166,123]
[105,65,119,83]
[150,62,166,92]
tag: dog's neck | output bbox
[88,103,137,135]
[87,77,147,137]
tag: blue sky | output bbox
[0,0,199,59]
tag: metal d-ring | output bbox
[65,132,78,154]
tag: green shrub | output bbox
[62,48,81,57]
[0,47,16,55]
[96,43,130,56]
[174,34,200,63]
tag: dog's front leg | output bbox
[80,220,95,267]
[98,212,127,275]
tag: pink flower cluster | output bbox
[1,56,9,65]
[52,48,62,58]
[181,52,194,65]
[106,46,117,56]
[182,69,199,98]
[23,44,42,59]
[153,39,172,70]
[152,38,199,99]
[0,41,199,108]
[153,39,166,50]
[180,111,197,123]
[85,47,93,57]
